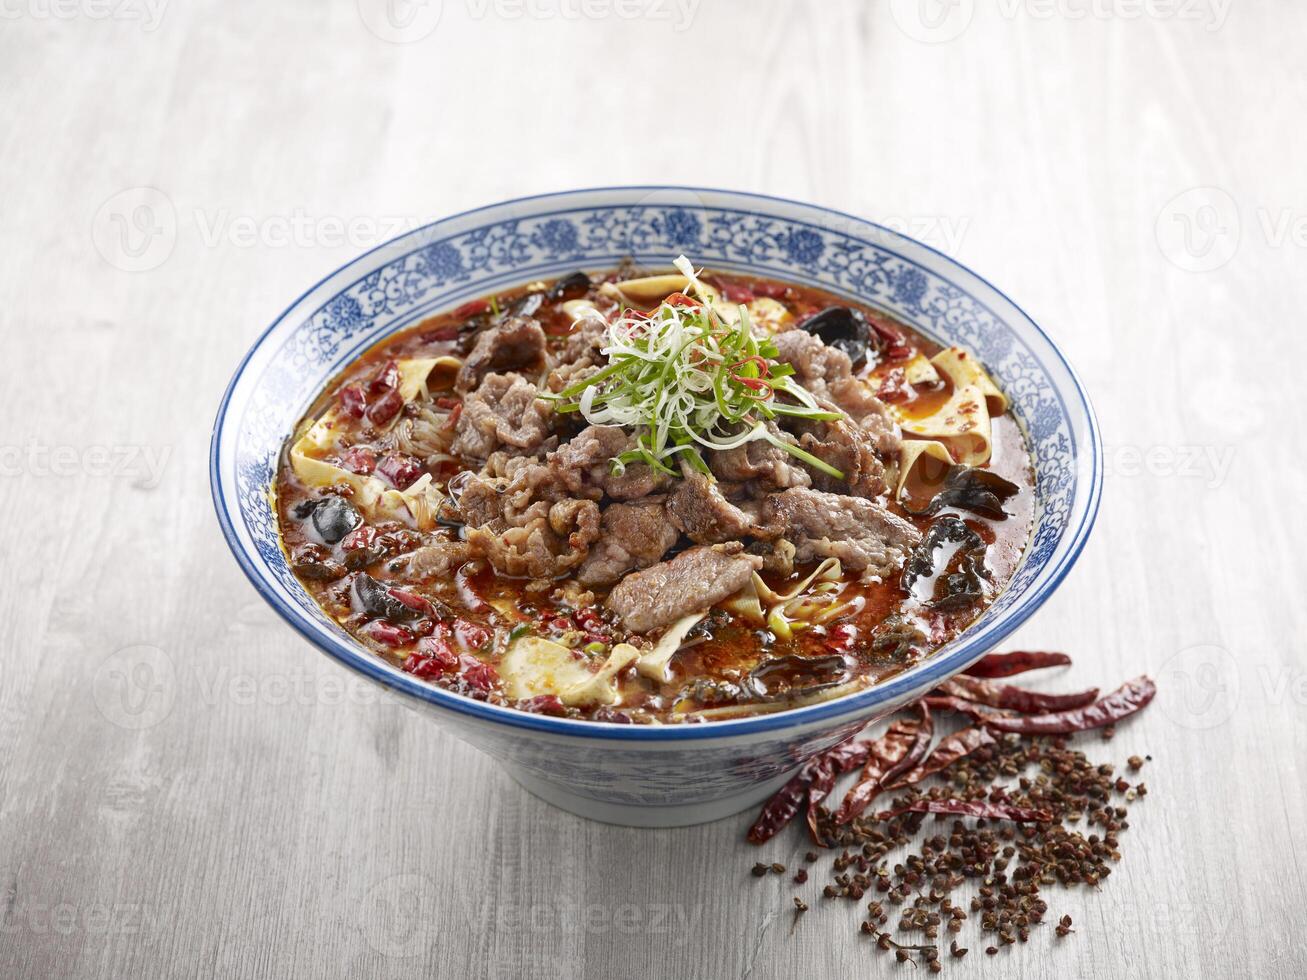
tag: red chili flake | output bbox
[885,344,914,361]
[368,360,400,395]
[876,368,912,404]
[962,651,1072,678]
[434,396,461,410]
[547,616,574,633]
[884,726,998,791]
[387,587,436,618]
[826,623,859,652]
[340,525,379,552]
[418,637,460,661]
[982,677,1157,735]
[867,314,906,348]
[934,675,1100,714]
[748,738,872,845]
[752,280,788,300]
[424,324,462,342]
[452,298,491,319]
[366,388,404,426]
[443,401,464,430]
[456,655,499,692]
[364,621,414,647]
[520,694,567,716]
[338,384,367,419]
[834,702,934,825]
[874,799,1054,823]
[376,451,423,490]
[454,619,491,651]
[719,282,755,304]
[732,375,774,397]
[338,447,377,475]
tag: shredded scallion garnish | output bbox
[544,256,845,479]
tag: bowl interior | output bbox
[211,187,1101,740]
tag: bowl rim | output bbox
[210,185,1103,743]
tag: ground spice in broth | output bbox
[275,263,1036,723]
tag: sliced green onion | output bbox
[542,255,847,480]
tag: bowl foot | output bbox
[504,763,794,828]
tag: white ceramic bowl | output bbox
[211,187,1101,827]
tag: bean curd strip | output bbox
[546,256,844,479]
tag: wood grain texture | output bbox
[1,1,1303,977]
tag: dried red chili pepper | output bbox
[803,740,876,844]
[834,702,933,825]
[922,695,1006,722]
[962,651,1072,678]
[874,799,1053,823]
[452,298,491,319]
[885,726,997,790]
[982,676,1157,735]
[935,675,1099,713]
[748,738,871,845]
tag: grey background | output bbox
[1,1,1303,977]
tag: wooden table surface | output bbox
[2,2,1303,977]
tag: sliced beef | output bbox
[765,487,921,580]
[387,539,475,580]
[455,465,556,530]
[576,499,679,588]
[708,426,811,491]
[465,497,600,581]
[547,424,670,501]
[450,373,553,460]
[606,543,763,633]
[827,378,901,457]
[545,314,608,393]
[455,315,548,393]
[774,327,902,475]
[665,467,760,544]
[773,328,853,394]
[793,411,890,499]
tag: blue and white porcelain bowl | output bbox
[211,187,1101,828]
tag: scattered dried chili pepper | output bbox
[885,726,998,791]
[747,738,870,844]
[834,702,933,825]
[982,676,1156,735]
[961,650,1072,678]
[803,740,877,845]
[922,694,1006,722]
[935,675,1099,713]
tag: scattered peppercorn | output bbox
[746,719,1151,970]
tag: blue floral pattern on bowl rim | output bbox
[210,187,1102,744]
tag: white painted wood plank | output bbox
[0,2,1302,977]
